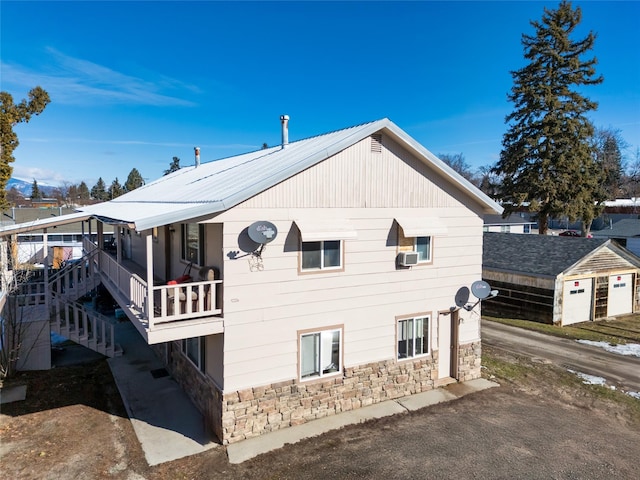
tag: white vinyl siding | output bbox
[214,134,487,391]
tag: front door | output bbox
[438,311,459,380]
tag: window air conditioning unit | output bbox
[398,251,419,267]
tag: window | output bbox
[397,316,430,359]
[523,224,531,234]
[300,328,342,379]
[415,236,431,263]
[181,224,205,265]
[182,336,205,371]
[301,240,342,270]
[500,225,511,233]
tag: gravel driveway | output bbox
[1,347,638,479]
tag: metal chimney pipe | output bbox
[280,115,289,149]
[194,147,200,167]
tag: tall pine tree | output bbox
[109,178,124,199]
[494,1,603,235]
[30,179,42,200]
[91,177,109,202]
[124,168,144,192]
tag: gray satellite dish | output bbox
[248,221,278,245]
[471,280,492,300]
[455,287,470,308]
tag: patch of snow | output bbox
[576,340,640,357]
[567,369,609,386]
[627,391,640,400]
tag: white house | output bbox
[1,117,501,444]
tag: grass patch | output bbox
[483,315,640,345]
[481,349,535,382]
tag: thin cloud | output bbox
[1,48,199,107]
[22,136,255,150]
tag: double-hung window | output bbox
[301,240,342,270]
[182,336,205,371]
[397,315,430,360]
[181,223,205,266]
[300,328,342,379]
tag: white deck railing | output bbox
[84,237,222,330]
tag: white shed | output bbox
[482,232,640,326]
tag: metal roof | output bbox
[0,212,92,236]
[80,118,503,231]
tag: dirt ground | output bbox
[1,346,639,480]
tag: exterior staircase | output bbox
[48,251,122,358]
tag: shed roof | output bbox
[483,232,610,277]
[79,118,502,231]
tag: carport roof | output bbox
[483,232,610,277]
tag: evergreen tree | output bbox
[91,177,109,201]
[30,179,42,200]
[594,127,626,200]
[109,178,124,199]
[124,168,144,192]
[0,86,50,209]
[163,156,181,176]
[77,181,90,204]
[494,1,603,235]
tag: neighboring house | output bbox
[592,219,640,257]
[1,207,114,267]
[483,213,536,234]
[1,117,501,445]
[482,232,640,326]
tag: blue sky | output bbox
[2,1,639,188]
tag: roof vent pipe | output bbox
[280,114,289,149]
[194,147,200,167]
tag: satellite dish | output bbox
[471,280,492,300]
[455,287,470,308]
[248,221,278,245]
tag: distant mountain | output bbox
[6,178,56,197]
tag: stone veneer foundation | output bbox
[162,341,481,445]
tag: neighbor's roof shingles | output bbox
[483,232,608,277]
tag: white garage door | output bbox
[563,278,593,325]
[608,274,633,317]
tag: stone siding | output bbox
[457,341,481,382]
[164,341,225,442]
[220,351,441,444]
[164,341,481,445]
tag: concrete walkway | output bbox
[107,318,499,466]
[107,320,218,466]
[226,377,499,464]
